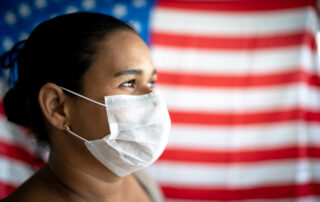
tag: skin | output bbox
[3,30,156,202]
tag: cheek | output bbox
[70,101,110,140]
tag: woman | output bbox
[0,12,170,202]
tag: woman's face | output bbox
[67,30,156,141]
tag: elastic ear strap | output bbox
[60,86,106,107]
[65,125,89,143]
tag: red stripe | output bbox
[169,108,320,126]
[152,31,317,51]
[0,101,5,116]
[157,0,316,12]
[157,69,320,88]
[0,140,45,169]
[160,146,320,163]
[161,182,320,200]
[0,180,17,199]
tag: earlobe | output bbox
[38,83,69,130]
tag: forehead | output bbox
[82,30,155,91]
[93,30,153,75]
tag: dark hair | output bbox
[0,12,135,144]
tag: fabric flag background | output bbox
[1,0,320,201]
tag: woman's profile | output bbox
[0,12,171,202]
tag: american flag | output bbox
[1,0,320,201]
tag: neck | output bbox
[46,148,125,202]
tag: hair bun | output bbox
[3,83,31,126]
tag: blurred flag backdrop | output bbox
[1,0,320,201]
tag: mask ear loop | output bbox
[64,125,89,142]
[60,87,106,107]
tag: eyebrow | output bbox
[114,68,157,77]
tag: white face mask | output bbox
[60,87,171,176]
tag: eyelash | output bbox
[122,80,136,88]
[147,81,155,88]
[121,80,155,88]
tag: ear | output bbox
[38,83,70,130]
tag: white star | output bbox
[82,0,96,10]
[112,4,127,18]
[19,32,29,40]
[129,20,142,33]
[3,37,14,51]
[34,0,47,9]
[66,6,78,14]
[132,0,146,8]
[5,11,17,25]
[19,3,31,18]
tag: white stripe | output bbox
[167,122,320,150]
[152,46,319,75]
[0,157,34,186]
[0,116,49,160]
[151,7,318,35]
[147,160,320,187]
[157,84,320,112]
[0,79,9,98]
[0,116,37,153]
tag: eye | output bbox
[147,80,156,88]
[121,80,136,88]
